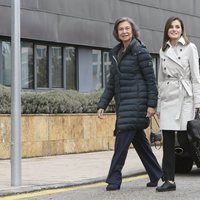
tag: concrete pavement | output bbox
[0,147,163,196]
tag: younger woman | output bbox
[156,16,200,192]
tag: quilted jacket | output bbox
[97,38,158,134]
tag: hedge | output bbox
[0,85,115,114]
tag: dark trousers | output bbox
[162,130,189,181]
[106,130,163,186]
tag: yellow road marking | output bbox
[0,174,148,200]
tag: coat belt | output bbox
[166,77,192,119]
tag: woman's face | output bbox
[117,21,133,43]
[168,19,182,41]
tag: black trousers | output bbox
[162,130,190,181]
[106,130,163,186]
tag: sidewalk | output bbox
[0,148,163,196]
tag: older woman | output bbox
[97,17,162,191]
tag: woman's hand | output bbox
[156,112,160,119]
[97,108,105,119]
[196,108,200,113]
[146,107,156,118]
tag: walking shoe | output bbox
[156,181,176,192]
[106,184,120,191]
[146,181,158,187]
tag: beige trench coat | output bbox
[157,37,200,130]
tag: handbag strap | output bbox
[150,116,162,150]
[154,141,162,150]
[150,115,159,129]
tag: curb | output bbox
[0,171,146,197]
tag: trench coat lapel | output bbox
[165,47,182,67]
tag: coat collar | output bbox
[165,36,186,67]
[166,36,186,47]
[112,38,142,57]
[111,38,141,75]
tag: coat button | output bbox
[164,67,166,70]
[180,49,182,51]
[167,82,169,84]
[167,75,170,78]
[178,57,181,59]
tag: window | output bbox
[21,42,34,89]
[0,40,78,90]
[65,47,76,90]
[92,49,102,90]
[36,45,48,88]
[102,51,111,87]
[2,41,11,86]
[51,46,63,88]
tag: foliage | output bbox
[0,85,11,114]
[0,85,115,114]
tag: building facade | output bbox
[0,0,200,92]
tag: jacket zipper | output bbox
[113,55,118,66]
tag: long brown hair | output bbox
[162,16,190,51]
[113,17,140,42]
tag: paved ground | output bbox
[0,147,163,196]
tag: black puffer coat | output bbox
[97,38,158,134]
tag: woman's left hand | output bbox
[146,107,156,118]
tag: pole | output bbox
[11,0,21,186]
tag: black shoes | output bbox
[146,181,158,187]
[156,181,176,192]
[106,181,176,191]
[106,184,120,191]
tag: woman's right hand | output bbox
[97,108,105,119]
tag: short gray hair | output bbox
[113,17,140,42]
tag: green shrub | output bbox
[0,85,11,114]
[0,85,115,114]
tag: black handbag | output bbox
[187,112,200,142]
[150,116,162,149]
[187,112,200,167]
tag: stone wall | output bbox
[0,114,116,159]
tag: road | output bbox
[1,168,200,200]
